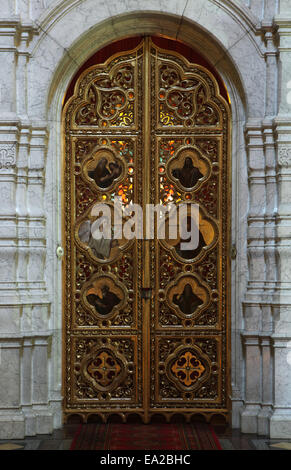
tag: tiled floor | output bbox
[0,424,290,450]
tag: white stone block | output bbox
[0,413,25,439]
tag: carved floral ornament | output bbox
[165,344,211,391]
[171,351,205,387]
[158,62,221,128]
[80,344,128,392]
[0,144,16,169]
[278,146,291,168]
[72,57,138,129]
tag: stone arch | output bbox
[28,4,266,119]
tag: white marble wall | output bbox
[0,0,290,438]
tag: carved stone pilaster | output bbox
[240,333,262,434]
[245,122,267,300]
[242,121,278,435]
[270,117,291,437]
[274,122,291,300]
[274,17,291,116]
[240,330,274,435]
[262,122,277,292]
[0,120,54,439]
[262,23,278,118]
[275,120,291,219]
[270,332,291,438]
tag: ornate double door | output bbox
[63,37,231,423]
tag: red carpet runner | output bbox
[70,423,222,450]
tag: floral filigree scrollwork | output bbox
[87,351,121,387]
[79,341,130,393]
[75,85,98,125]
[165,344,212,392]
[194,86,219,125]
[158,63,220,127]
[75,62,135,127]
[171,351,205,387]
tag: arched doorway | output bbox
[62,36,231,424]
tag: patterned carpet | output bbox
[70,423,222,450]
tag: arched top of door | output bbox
[63,35,229,107]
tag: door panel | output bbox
[63,43,145,415]
[149,41,231,416]
[63,37,231,423]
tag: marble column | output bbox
[270,14,291,438]
[240,15,281,434]
[0,18,23,439]
[241,121,266,434]
[0,16,54,438]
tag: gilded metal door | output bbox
[63,37,231,423]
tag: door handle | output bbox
[56,245,64,259]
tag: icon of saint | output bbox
[88,156,122,188]
[172,283,203,314]
[78,216,119,260]
[172,156,203,188]
[174,216,206,260]
[86,285,121,315]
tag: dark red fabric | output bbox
[70,423,222,450]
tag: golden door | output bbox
[62,37,231,424]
